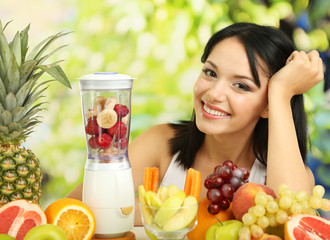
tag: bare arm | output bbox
[266,50,324,194]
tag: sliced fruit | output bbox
[167,185,180,198]
[158,186,169,202]
[154,190,186,227]
[45,198,96,240]
[0,200,47,240]
[96,108,117,129]
[162,195,198,231]
[284,213,330,240]
[114,104,129,118]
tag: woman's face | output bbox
[194,37,269,136]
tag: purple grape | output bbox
[207,188,222,203]
[219,197,230,210]
[221,183,235,198]
[229,176,241,190]
[217,166,232,180]
[232,168,244,179]
[204,177,213,189]
[223,160,235,170]
[241,167,250,180]
[208,203,221,215]
[211,175,224,188]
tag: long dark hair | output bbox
[169,22,308,169]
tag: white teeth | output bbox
[203,104,228,116]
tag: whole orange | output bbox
[187,198,234,240]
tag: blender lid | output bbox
[79,72,135,90]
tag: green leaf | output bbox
[5,92,17,112]
[0,75,6,107]
[1,111,13,125]
[38,65,71,88]
[20,24,30,63]
[9,31,21,67]
[0,126,9,135]
[0,102,4,112]
[11,107,25,122]
[8,123,20,132]
[15,71,43,107]
[7,52,20,94]
[9,131,22,140]
[19,60,38,86]
[27,31,71,61]
[37,44,68,66]
[0,26,12,72]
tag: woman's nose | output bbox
[207,79,228,102]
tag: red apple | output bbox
[232,183,277,221]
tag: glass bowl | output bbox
[139,201,198,240]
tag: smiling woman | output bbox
[67,22,324,227]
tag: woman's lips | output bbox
[202,102,231,119]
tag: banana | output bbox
[86,108,98,118]
[97,108,118,129]
[122,115,129,124]
[104,96,117,109]
[94,96,107,110]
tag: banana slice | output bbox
[104,97,117,109]
[94,96,107,110]
[86,108,98,118]
[97,108,118,129]
[122,115,129,124]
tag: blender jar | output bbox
[79,72,135,238]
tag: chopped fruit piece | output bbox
[88,136,99,149]
[96,133,112,149]
[114,104,129,118]
[108,121,127,139]
[85,116,101,135]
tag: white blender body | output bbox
[79,73,135,238]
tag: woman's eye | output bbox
[202,68,217,78]
[233,82,250,91]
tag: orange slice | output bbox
[45,198,96,240]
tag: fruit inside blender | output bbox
[83,92,130,157]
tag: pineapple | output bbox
[0,20,71,206]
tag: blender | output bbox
[79,72,135,239]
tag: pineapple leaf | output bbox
[0,25,11,72]
[9,31,21,67]
[1,111,13,125]
[38,65,71,88]
[15,71,43,107]
[0,75,6,107]
[7,52,20,94]
[19,60,38,86]
[27,31,70,61]
[19,24,30,63]
[0,102,4,112]
[9,131,22,140]
[8,123,20,132]
[38,44,68,66]
[0,126,9,135]
[11,107,25,122]
[5,92,17,112]
[24,85,49,110]
[2,20,13,32]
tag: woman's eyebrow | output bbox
[205,60,217,69]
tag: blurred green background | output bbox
[1,0,329,218]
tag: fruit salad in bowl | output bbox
[139,167,201,239]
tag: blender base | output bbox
[93,231,135,240]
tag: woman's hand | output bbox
[268,50,324,100]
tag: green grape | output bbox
[238,226,251,240]
[266,194,274,202]
[320,198,330,211]
[279,195,292,210]
[265,212,277,227]
[255,191,268,206]
[278,183,289,193]
[250,224,264,239]
[295,190,308,202]
[252,205,266,217]
[276,209,288,224]
[309,196,322,209]
[242,212,257,226]
[290,202,303,215]
[279,188,294,199]
[302,207,317,215]
[266,200,279,213]
[257,216,269,229]
[312,185,325,198]
[300,201,310,211]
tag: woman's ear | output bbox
[260,105,269,119]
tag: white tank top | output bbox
[160,152,267,190]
